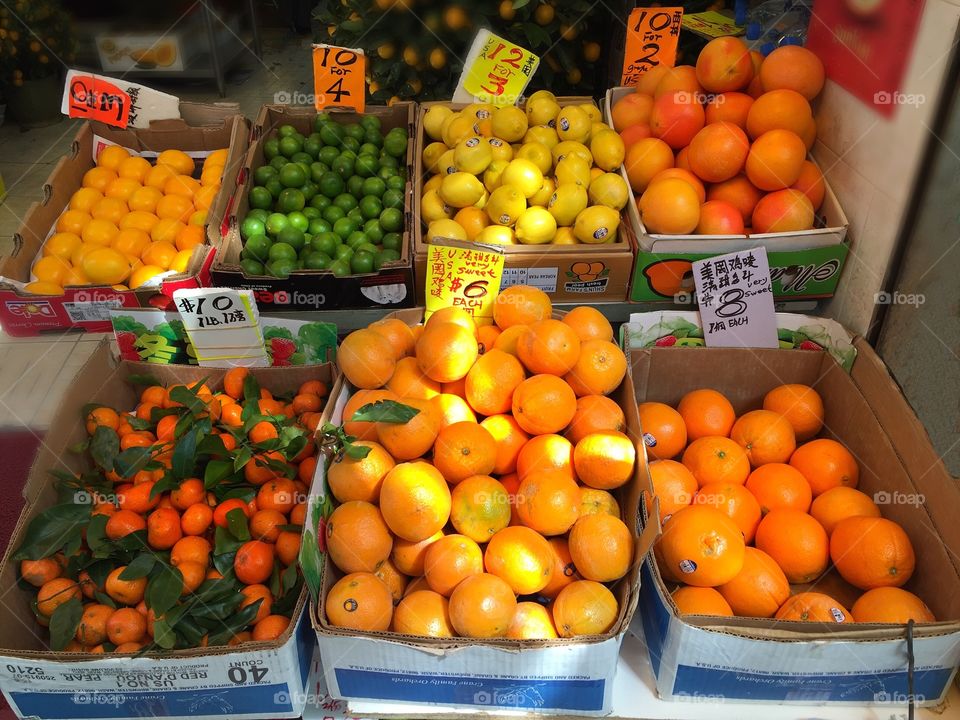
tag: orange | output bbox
[484,526,553,594]
[516,433,574,480]
[111,228,151,259]
[479,414,530,475]
[650,91,706,149]
[128,185,163,212]
[611,92,654,132]
[163,174,201,201]
[676,388,736,440]
[649,167,706,202]
[717,547,790,618]
[234,540,275,584]
[32,256,71,286]
[624,137,674,192]
[754,510,829,583]
[704,92,754,130]
[450,475,511,542]
[541,537,582,599]
[562,306,613,342]
[76,604,113,645]
[117,482,161,514]
[681,436,750,487]
[327,440,395,504]
[178,561,206,595]
[169,478,204,510]
[147,507,183,550]
[342,389,397,440]
[493,285,552,329]
[762,384,823,441]
[433,393,478,429]
[755,187,816,232]
[492,325,527,356]
[338,328,397,389]
[325,500,393,573]
[250,508,287,541]
[830,516,915,590]
[573,431,635,490]
[695,36,753,92]
[759,45,825,100]
[70,187,104,213]
[105,567,147,606]
[809,487,881,536]
[391,532,443,577]
[57,209,93,235]
[326,572,393,631]
[252,614,291,641]
[117,156,151,182]
[213,498,251,528]
[36,578,81,616]
[257,478,297,514]
[638,401,687,460]
[512,375,578,436]
[194,184,219,211]
[790,160,825,210]
[657,505,745,587]
[81,218,120,247]
[83,167,118,193]
[142,240,178,269]
[565,395,625,444]
[425,307,478,336]
[745,88,813,140]
[851,587,936,624]
[507,602,558,639]
[789,439,859,496]
[745,463,813,514]
[379,462,451,542]
[121,210,160,233]
[151,218,185,244]
[240,584,273,623]
[650,459,697,522]
[706,174,763,224]
[91,196,128,224]
[223,366,249,400]
[776,592,850,623]
[170,536,212,568]
[377,397,441,461]
[639,177,701,234]
[552,580,618,637]
[20,557,62,587]
[517,319,581,376]
[516,469,580,536]
[372,558,407,602]
[386,357,440,399]
[464,349,525,416]
[671,586,734,616]
[276,531,301,567]
[730,409,796,466]
[106,608,147,645]
[433,422,497,484]
[97,144,132,170]
[156,193,195,223]
[416,321,478,384]
[393,590,455,637]
[454,206,490,240]
[687,122,750,184]
[694,482,762,543]
[423,534,484,597]
[157,148,196,175]
[745,129,806,191]
[448,573,517,638]
[477,324,502,353]
[569,513,632,582]
[105,510,147,539]
[175,224,205,252]
[43,232,83,261]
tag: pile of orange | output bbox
[26,145,229,296]
[613,39,826,236]
[645,383,934,625]
[16,368,327,653]
[327,286,635,639]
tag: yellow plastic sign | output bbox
[424,239,505,324]
[621,7,684,86]
[461,30,539,106]
[312,44,366,112]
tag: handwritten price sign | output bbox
[312,44,366,112]
[66,74,131,127]
[621,7,684,86]
[425,239,505,325]
[458,30,539,106]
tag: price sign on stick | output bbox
[621,7,684,86]
[693,248,779,348]
[455,30,539,105]
[312,44,366,112]
[425,239,505,325]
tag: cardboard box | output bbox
[211,104,416,311]
[604,87,851,303]
[0,343,336,719]
[412,100,636,303]
[299,308,656,714]
[0,105,249,337]
[630,341,960,704]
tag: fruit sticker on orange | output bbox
[621,7,684,86]
[425,238,505,325]
[455,29,539,106]
[312,44,366,112]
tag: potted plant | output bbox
[0,0,76,128]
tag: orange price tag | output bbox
[312,44,366,112]
[66,74,131,127]
[621,7,684,87]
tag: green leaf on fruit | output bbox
[351,399,420,424]
[49,597,83,651]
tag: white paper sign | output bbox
[693,248,779,348]
[172,288,270,367]
[61,69,180,128]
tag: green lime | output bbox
[267,258,297,279]
[313,114,330,132]
[382,232,402,251]
[361,177,386,198]
[351,250,375,274]
[265,213,290,236]
[304,251,332,270]
[279,163,307,188]
[278,135,303,158]
[347,207,364,223]
[240,216,266,240]
[268,242,297,262]
[346,230,368,248]
[323,205,346,224]
[299,182,318,202]
[334,193,358,212]
[383,129,408,158]
[249,186,273,210]
[363,218,384,243]
[291,151,313,167]
[356,242,380,255]
[381,188,404,210]
[329,258,351,278]
[303,137,322,159]
[269,156,288,172]
[359,115,381,133]
[318,146,339,165]
[386,174,405,191]
[277,188,305,213]
[244,234,272,260]
[310,162,328,183]
[379,248,401,264]
[340,149,357,161]
[254,165,277,186]
[310,194,332,212]
[302,207,321,220]
[347,175,365,199]
[312,231,339,256]
[334,244,354,261]
[264,176,283,199]
[286,211,309,232]
[318,171,345,198]
[363,130,383,148]
[380,207,403,232]
[359,142,380,158]
[308,218,332,236]
[359,195,383,220]
[344,123,365,141]
[355,155,378,178]
[341,136,361,153]
[318,122,345,147]
[333,217,359,240]
[277,124,297,138]
[277,227,306,251]
[263,137,280,160]
[332,155,354,179]
[299,244,312,261]
[379,154,400,171]
[240,258,265,276]
[247,208,270,223]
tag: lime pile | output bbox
[238,113,409,278]
[420,91,629,246]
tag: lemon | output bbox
[129,264,166,289]
[524,125,559,149]
[82,247,131,285]
[590,167,605,181]
[574,205,620,244]
[422,189,455,221]
[486,137,514,163]
[516,142,553,175]
[483,159,509,193]
[454,136,493,174]
[579,103,603,123]
[548,184,589,225]
[475,225,515,245]
[529,177,556,207]
[422,141,448,174]
[423,174,443,194]
[486,185,526,226]
[552,227,578,245]
[440,172,485,208]
[437,149,457,176]
[515,206,558,245]
[424,106,454,141]
[501,159,543,198]
[591,121,613,137]
[427,219,468,243]
[555,156,592,187]
[475,189,489,210]
[556,106,592,143]
[442,114,476,147]
[590,130,626,172]
[467,103,496,120]
[491,106,529,142]
[527,90,557,104]
[526,97,561,127]
[552,140,593,166]
[589,173,630,210]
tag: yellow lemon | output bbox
[516,142,553,175]
[591,121,613,137]
[524,125,559,149]
[556,105,592,143]
[23,281,65,295]
[483,159,509,193]
[129,264,166,289]
[529,177,556,207]
[462,103,496,122]
[555,156,592,187]
[548,184,589,225]
[552,226,578,245]
[170,249,194,273]
[590,129,626,172]
[486,137,514,163]
[552,140,593,166]
[579,103,603,123]
[526,97,561,127]
[574,205,620,244]
[485,185,526,226]
[589,173,630,210]
[32,255,71,285]
[454,136,493,174]
[475,225,515,245]
[422,189,455,222]
[82,247,132,285]
[515,206,557,245]
[422,141,448,174]
[527,90,557,104]
[423,105,454,141]
[439,172,485,208]
[157,149,195,175]
[436,149,457,176]
[43,232,82,261]
[491,106,529,142]
[442,114,476,147]
[426,219,468,243]
[500,159,543,198]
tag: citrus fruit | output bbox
[775,593,850,623]
[326,572,393,631]
[552,580,618,637]
[830,516,915,590]
[851,587,935,624]
[754,509,829,584]
[484,526,553,594]
[717,546,790,618]
[638,402,687,460]
[671,586,734,616]
[657,505,745,587]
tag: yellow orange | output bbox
[91,197,128,224]
[144,164,177,190]
[69,187,103,213]
[156,194,194,222]
[164,175,201,200]
[104,177,142,203]
[97,144,132,170]
[111,228,152,258]
[175,224,205,252]
[43,232,82,261]
[121,211,160,234]
[83,167,118,192]
[151,218,186,244]
[81,219,120,247]
[142,241,178,269]
[157,149,195,175]
[128,186,163,213]
[117,156,152,182]
[57,209,92,235]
